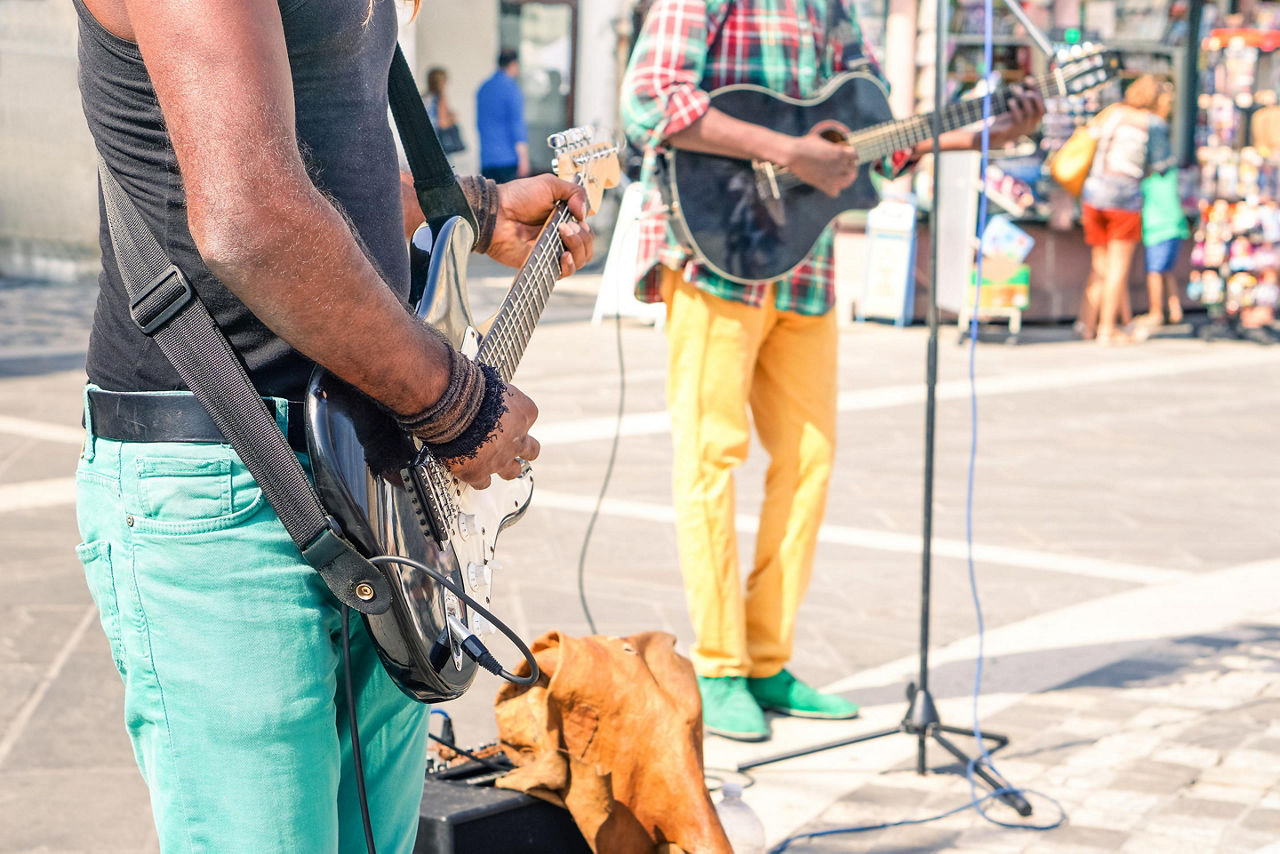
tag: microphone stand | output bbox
[735,0,1059,820]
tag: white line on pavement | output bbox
[0,415,84,446]
[0,477,1190,586]
[6,347,1280,451]
[535,347,1280,445]
[0,477,77,513]
[0,605,96,769]
[534,490,1189,585]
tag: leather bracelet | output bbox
[426,364,508,464]
[397,345,487,446]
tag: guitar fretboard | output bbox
[475,201,577,383]
[849,66,1069,164]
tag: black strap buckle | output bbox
[130,265,194,335]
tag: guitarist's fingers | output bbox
[465,473,494,490]
[558,220,594,278]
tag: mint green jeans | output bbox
[75,389,429,853]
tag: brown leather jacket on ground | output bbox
[494,631,732,854]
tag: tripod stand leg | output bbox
[936,723,1009,753]
[736,726,904,773]
[930,730,1033,816]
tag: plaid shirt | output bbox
[621,0,907,315]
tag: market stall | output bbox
[1191,22,1280,341]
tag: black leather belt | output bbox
[86,388,308,452]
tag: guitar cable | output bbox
[369,554,541,686]
[575,305,627,634]
[342,555,543,854]
[342,604,378,854]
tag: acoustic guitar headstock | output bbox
[549,127,621,214]
[1049,43,1121,98]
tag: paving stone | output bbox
[1245,736,1280,754]
[1184,781,1265,805]
[1147,744,1222,769]
[1241,807,1280,833]
[1196,764,1280,791]
[1219,825,1280,854]
[1026,824,1129,850]
[1119,831,1217,854]
[1158,796,1247,821]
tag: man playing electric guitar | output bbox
[622,0,1044,742]
[71,0,591,849]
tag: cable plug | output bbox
[447,615,504,676]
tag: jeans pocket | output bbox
[130,450,266,537]
[136,456,233,521]
[76,540,127,679]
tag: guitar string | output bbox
[491,214,568,370]
[478,204,577,381]
[764,62,1084,192]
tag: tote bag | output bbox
[1050,123,1097,197]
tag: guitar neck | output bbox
[850,67,1063,163]
[475,201,576,383]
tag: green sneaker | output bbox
[697,675,769,742]
[747,669,860,720]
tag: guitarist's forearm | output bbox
[666,108,797,166]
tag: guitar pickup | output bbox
[402,454,449,547]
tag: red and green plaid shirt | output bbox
[621,0,907,315]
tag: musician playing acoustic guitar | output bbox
[622,0,1044,742]
[71,0,591,849]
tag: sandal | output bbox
[1097,330,1134,346]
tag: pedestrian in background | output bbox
[424,66,466,159]
[476,49,529,183]
[1077,74,1176,344]
[1137,81,1188,329]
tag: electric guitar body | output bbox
[306,130,620,703]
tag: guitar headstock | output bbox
[1049,43,1121,98]
[549,126,621,214]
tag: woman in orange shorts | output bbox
[1077,76,1176,344]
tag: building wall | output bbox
[407,2,500,177]
[0,0,100,279]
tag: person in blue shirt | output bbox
[476,49,529,183]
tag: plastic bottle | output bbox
[714,782,766,854]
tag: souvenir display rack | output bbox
[1191,25,1280,341]
[938,0,1194,223]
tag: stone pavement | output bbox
[4,269,1280,853]
[766,621,1280,853]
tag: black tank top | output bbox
[74,0,408,399]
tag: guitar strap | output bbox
[93,44,471,617]
[388,44,479,237]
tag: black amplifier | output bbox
[415,776,593,854]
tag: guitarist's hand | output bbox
[783,128,860,198]
[987,80,1046,148]
[488,175,595,278]
[448,385,541,490]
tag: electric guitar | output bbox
[665,44,1118,284]
[306,129,620,703]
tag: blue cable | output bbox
[963,0,1064,830]
[766,8,1068,851]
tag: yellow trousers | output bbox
[661,269,837,678]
